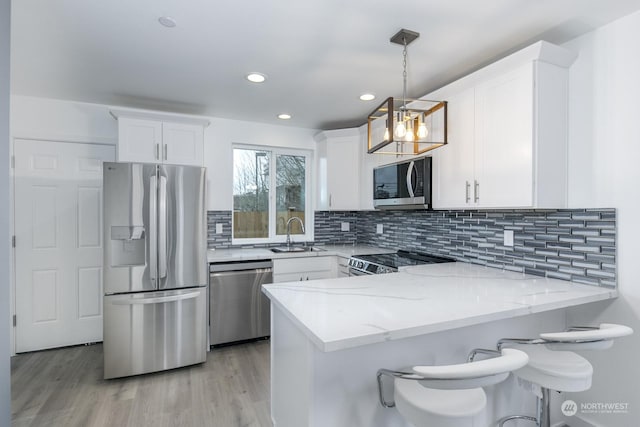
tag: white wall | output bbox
[10,95,318,212]
[11,95,118,144]
[561,9,640,426]
[0,0,11,424]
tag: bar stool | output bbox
[495,323,633,427]
[377,348,529,427]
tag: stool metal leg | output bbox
[497,387,553,427]
[539,388,551,427]
[497,414,537,427]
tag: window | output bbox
[233,146,312,243]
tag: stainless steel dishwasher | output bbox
[209,260,273,346]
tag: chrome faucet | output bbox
[286,216,305,249]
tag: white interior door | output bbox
[14,139,115,352]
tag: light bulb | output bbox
[394,122,406,138]
[405,121,414,142]
[384,127,390,141]
[417,123,428,139]
[405,132,414,142]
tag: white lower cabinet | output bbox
[336,256,350,278]
[273,256,338,283]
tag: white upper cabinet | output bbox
[474,63,535,208]
[111,109,209,167]
[117,117,162,164]
[433,88,475,208]
[430,41,576,209]
[315,129,361,211]
[162,122,204,166]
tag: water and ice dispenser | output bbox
[109,226,146,267]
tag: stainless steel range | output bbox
[348,250,455,276]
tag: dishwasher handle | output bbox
[209,268,272,279]
[209,260,273,273]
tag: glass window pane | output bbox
[233,149,270,239]
[276,154,306,236]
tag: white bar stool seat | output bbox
[511,344,593,392]
[497,323,633,427]
[377,348,529,427]
[394,382,486,427]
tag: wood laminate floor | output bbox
[11,340,272,427]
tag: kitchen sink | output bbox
[270,246,326,253]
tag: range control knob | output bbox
[357,261,364,269]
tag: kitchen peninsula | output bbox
[262,262,615,427]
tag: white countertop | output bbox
[207,244,394,263]
[262,262,617,352]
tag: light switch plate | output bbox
[376,224,384,234]
[341,222,350,232]
[216,223,223,234]
[504,229,514,247]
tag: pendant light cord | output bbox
[402,36,408,112]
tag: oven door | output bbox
[349,267,371,277]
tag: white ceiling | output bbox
[10,0,640,130]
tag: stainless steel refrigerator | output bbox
[102,162,207,379]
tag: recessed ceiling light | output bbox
[360,93,376,101]
[278,114,292,120]
[158,16,177,28]
[246,73,267,83]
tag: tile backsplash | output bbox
[207,211,232,248]
[208,208,616,288]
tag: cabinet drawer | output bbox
[273,256,334,275]
[273,270,333,283]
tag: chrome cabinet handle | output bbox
[465,181,471,203]
[163,143,168,161]
[474,180,480,203]
[155,143,160,160]
[329,194,332,208]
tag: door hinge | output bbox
[12,236,15,248]
[12,315,16,327]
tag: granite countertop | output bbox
[207,244,395,263]
[262,262,617,352]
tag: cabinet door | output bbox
[432,88,476,209]
[475,64,534,208]
[162,122,204,166]
[326,137,360,210]
[272,256,337,283]
[117,117,162,163]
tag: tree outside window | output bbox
[233,147,310,242]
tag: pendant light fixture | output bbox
[367,29,448,155]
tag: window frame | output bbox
[231,144,314,245]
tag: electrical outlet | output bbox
[341,222,350,232]
[376,224,384,234]
[216,223,223,234]
[504,229,514,247]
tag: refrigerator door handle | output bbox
[111,291,201,305]
[158,174,168,279]
[149,175,158,282]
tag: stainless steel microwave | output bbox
[373,156,432,209]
